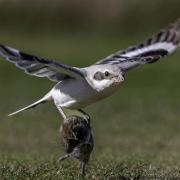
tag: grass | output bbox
[1,155,180,179]
[0,27,180,179]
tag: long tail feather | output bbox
[8,93,52,117]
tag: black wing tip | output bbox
[0,44,8,52]
[0,44,20,57]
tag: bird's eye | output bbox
[104,71,110,77]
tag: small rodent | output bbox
[58,115,94,175]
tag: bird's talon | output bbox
[78,109,90,124]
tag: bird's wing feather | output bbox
[96,18,180,72]
[0,44,84,82]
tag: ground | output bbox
[0,30,180,179]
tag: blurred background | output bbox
[0,0,180,167]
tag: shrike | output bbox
[0,19,180,119]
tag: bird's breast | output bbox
[51,79,96,108]
[51,79,121,109]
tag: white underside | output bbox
[8,78,122,117]
[50,78,121,110]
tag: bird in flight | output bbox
[0,19,180,119]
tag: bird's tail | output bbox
[8,92,52,117]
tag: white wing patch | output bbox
[96,18,180,72]
[123,42,176,58]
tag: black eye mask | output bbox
[93,72,105,80]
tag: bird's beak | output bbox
[114,75,124,83]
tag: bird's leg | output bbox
[79,161,86,176]
[58,106,67,120]
[78,109,90,124]
[54,101,67,120]
[58,153,70,162]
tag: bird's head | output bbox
[84,65,124,92]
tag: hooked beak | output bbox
[113,75,124,83]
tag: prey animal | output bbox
[0,19,180,118]
[59,114,93,175]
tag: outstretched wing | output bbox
[96,18,180,72]
[0,44,84,82]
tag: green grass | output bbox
[0,28,180,179]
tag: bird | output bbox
[58,113,93,175]
[0,18,180,118]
